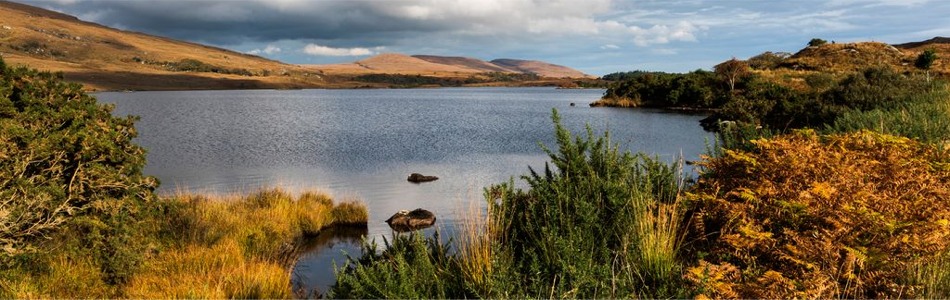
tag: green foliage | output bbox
[161,58,254,76]
[353,73,472,87]
[808,38,828,47]
[601,70,655,81]
[700,67,946,137]
[331,109,690,298]
[908,250,950,298]
[0,56,158,280]
[482,72,540,82]
[600,70,720,108]
[484,109,687,298]
[829,97,950,145]
[330,233,471,299]
[747,51,791,70]
[915,48,938,71]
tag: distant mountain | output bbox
[311,54,592,79]
[490,58,591,78]
[314,54,593,78]
[412,55,515,73]
[893,36,950,49]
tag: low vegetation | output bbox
[332,110,691,298]
[331,39,950,298]
[0,58,367,298]
[685,130,950,298]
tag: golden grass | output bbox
[457,198,496,296]
[1,252,118,298]
[2,187,367,299]
[123,187,366,298]
[590,96,642,108]
[123,240,291,299]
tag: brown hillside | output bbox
[0,1,600,89]
[307,53,593,79]
[772,38,950,77]
[491,58,592,78]
[0,0,324,90]
[412,55,516,73]
[892,37,950,75]
[781,42,906,73]
[310,53,485,76]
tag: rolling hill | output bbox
[0,0,326,91]
[777,37,950,75]
[309,54,592,79]
[0,1,593,90]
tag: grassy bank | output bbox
[1,188,368,298]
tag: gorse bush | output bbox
[685,130,950,298]
[0,56,158,284]
[488,109,686,298]
[330,233,471,299]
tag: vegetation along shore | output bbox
[0,58,368,297]
[4,1,950,294]
[327,38,950,298]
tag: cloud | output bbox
[302,44,375,57]
[248,45,282,55]
[15,0,699,48]
[600,44,620,50]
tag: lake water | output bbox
[96,87,713,296]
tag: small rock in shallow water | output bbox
[407,173,438,183]
[385,208,436,232]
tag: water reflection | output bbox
[291,225,367,298]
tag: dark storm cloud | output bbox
[18,0,456,46]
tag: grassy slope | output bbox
[0,1,330,91]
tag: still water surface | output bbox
[97,87,712,295]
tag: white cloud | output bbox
[302,44,375,56]
[629,21,699,46]
[247,45,281,55]
[600,44,620,50]
[827,0,930,7]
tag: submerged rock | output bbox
[407,173,439,183]
[385,208,437,232]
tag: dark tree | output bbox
[808,38,828,47]
[915,48,938,81]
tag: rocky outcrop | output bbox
[384,208,437,232]
[407,173,438,183]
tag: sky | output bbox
[15,0,950,76]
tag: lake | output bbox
[96,87,713,296]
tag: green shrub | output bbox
[0,56,158,284]
[487,109,687,298]
[330,233,470,299]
